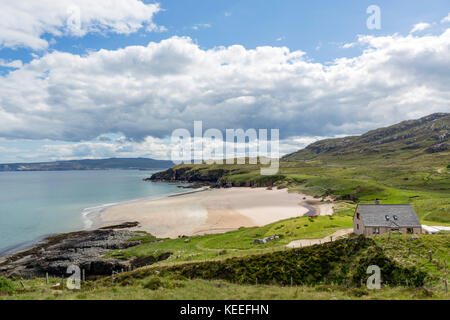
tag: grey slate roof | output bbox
[356,204,421,227]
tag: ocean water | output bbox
[0,170,186,255]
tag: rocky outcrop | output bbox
[427,142,450,153]
[0,223,168,279]
[146,167,229,184]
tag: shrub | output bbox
[161,236,427,288]
[0,277,16,293]
[349,287,369,297]
[143,277,163,290]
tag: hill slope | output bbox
[0,158,174,171]
[283,113,449,162]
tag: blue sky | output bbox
[0,0,449,162]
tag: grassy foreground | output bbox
[1,232,448,300]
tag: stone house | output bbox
[353,204,422,236]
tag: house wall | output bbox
[363,226,422,235]
[353,211,364,235]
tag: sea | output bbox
[0,170,188,256]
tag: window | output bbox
[356,213,360,219]
[357,224,359,230]
[407,228,413,234]
[385,215,390,221]
[393,215,398,220]
[373,227,380,234]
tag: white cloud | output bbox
[0,59,22,68]
[0,31,450,147]
[341,42,356,49]
[192,24,211,31]
[410,22,431,33]
[0,0,162,50]
[39,136,173,161]
[31,135,328,161]
[442,13,450,24]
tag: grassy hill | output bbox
[283,113,449,164]
[0,158,174,171]
[1,231,448,300]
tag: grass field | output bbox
[1,233,448,300]
[107,214,353,264]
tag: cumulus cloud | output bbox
[0,59,22,68]
[39,136,173,160]
[410,22,431,33]
[32,134,326,161]
[442,13,450,24]
[0,31,450,148]
[0,0,163,50]
[341,42,356,49]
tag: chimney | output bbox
[375,199,380,205]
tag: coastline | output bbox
[0,185,206,259]
[101,187,335,239]
[0,186,333,260]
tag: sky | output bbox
[0,0,450,163]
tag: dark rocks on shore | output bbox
[145,167,228,184]
[0,223,168,279]
[145,167,284,189]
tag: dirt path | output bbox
[286,228,353,248]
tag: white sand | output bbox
[101,187,334,238]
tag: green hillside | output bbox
[283,113,449,164]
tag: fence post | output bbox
[46,272,49,285]
[428,251,433,262]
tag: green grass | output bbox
[373,233,450,282]
[2,276,445,300]
[3,234,449,300]
[106,215,353,265]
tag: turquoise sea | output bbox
[0,170,186,255]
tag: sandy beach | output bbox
[101,188,334,238]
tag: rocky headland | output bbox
[0,222,170,279]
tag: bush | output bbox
[161,236,427,288]
[349,287,369,297]
[0,277,16,293]
[143,277,163,290]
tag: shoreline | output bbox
[0,185,207,259]
[101,187,335,239]
[0,186,333,259]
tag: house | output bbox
[353,204,422,236]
